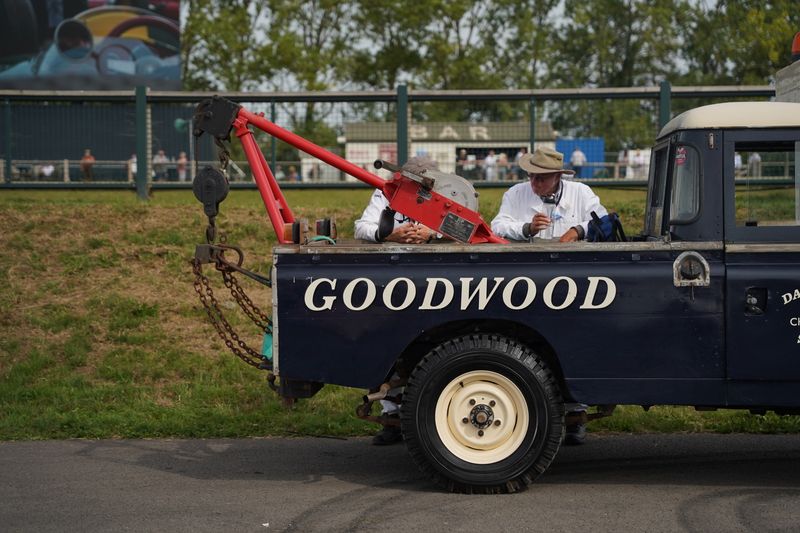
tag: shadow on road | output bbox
[71,433,800,490]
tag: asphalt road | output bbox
[2,433,799,532]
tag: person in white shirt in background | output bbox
[483,149,497,181]
[491,145,608,445]
[570,146,587,177]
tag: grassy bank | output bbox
[1,187,797,439]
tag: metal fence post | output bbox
[529,96,536,149]
[3,98,10,184]
[659,80,672,131]
[135,86,149,199]
[396,84,408,166]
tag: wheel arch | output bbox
[393,319,573,402]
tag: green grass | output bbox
[0,187,798,440]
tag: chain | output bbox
[192,258,266,369]
[222,269,272,332]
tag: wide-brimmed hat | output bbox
[519,146,575,175]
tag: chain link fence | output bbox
[0,85,774,190]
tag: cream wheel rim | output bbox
[434,370,530,464]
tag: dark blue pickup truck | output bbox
[261,102,800,493]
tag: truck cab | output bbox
[652,102,800,404]
[269,101,800,493]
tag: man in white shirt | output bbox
[491,146,607,242]
[354,156,439,245]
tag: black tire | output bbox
[401,334,564,493]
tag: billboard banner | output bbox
[0,0,180,89]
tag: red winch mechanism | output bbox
[189,96,506,394]
[192,95,507,245]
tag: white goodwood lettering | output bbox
[342,278,376,311]
[580,277,617,309]
[304,278,337,311]
[303,275,618,312]
[543,276,577,310]
[383,277,416,311]
[502,277,537,310]
[460,277,504,310]
[420,278,455,310]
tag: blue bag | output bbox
[586,211,626,242]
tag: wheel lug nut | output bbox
[494,420,501,426]
[462,417,469,424]
[478,430,484,437]
[489,400,496,407]
[469,399,476,405]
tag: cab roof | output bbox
[658,101,800,138]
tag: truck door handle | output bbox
[745,287,767,315]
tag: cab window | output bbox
[734,141,798,227]
[669,145,701,223]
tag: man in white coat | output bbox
[491,146,607,243]
[491,146,607,444]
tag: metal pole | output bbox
[135,86,149,199]
[529,97,536,150]
[659,80,672,131]
[189,117,195,181]
[396,84,408,166]
[3,98,11,183]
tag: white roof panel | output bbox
[658,102,800,138]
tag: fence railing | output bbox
[0,84,775,197]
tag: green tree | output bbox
[498,0,560,90]
[347,0,434,89]
[543,0,690,152]
[681,0,800,85]
[182,0,271,91]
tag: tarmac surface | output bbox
[2,433,800,532]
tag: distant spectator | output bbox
[512,147,528,179]
[570,146,586,178]
[734,152,743,176]
[617,150,627,179]
[153,149,169,181]
[40,163,55,179]
[631,149,646,179]
[747,152,762,178]
[274,164,285,180]
[128,154,137,182]
[176,151,188,182]
[456,149,468,177]
[80,149,95,181]
[309,163,320,182]
[286,165,299,182]
[497,152,509,180]
[483,149,497,181]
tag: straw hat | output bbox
[519,146,575,175]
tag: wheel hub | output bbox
[469,404,494,429]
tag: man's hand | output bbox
[559,227,580,242]
[529,213,552,236]
[385,223,432,244]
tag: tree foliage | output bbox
[181,0,799,149]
